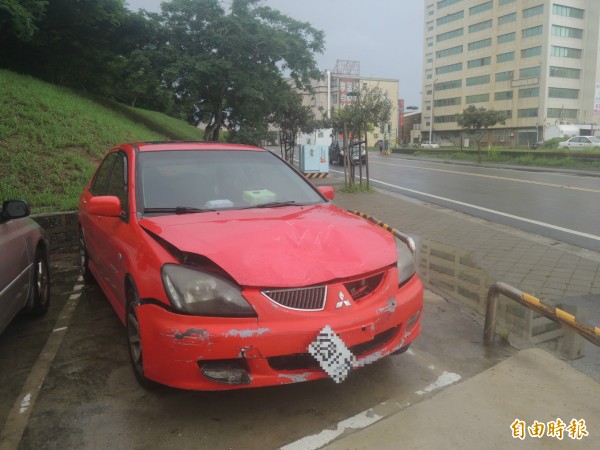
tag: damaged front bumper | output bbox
[137,274,423,391]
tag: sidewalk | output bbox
[309,172,600,449]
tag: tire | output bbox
[29,247,50,316]
[126,283,159,389]
[79,227,95,283]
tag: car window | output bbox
[91,153,117,195]
[138,150,325,213]
[105,152,128,212]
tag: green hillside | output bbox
[0,69,204,212]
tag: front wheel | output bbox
[29,247,50,316]
[126,284,159,389]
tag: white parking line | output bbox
[280,409,383,450]
[0,283,83,450]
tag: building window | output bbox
[436,62,463,74]
[518,108,538,118]
[437,45,463,58]
[466,93,490,104]
[437,28,464,42]
[552,4,584,19]
[469,20,492,33]
[434,114,460,124]
[470,1,493,16]
[468,56,491,68]
[548,87,579,99]
[547,108,578,119]
[523,5,544,18]
[437,10,464,26]
[496,70,514,82]
[497,52,515,63]
[498,32,516,44]
[466,74,490,86]
[519,87,539,98]
[522,26,543,38]
[435,79,462,90]
[434,97,462,107]
[552,25,583,39]
[437,0,462,9]
[498,12,516,25]
[495,91,513,100]
[468,38,491,51]
[520,66,541,78]
[551,46,582,59]
[499,0,515,5]
[549,66,580,79]
[521,46,542,58]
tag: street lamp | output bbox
[429,79,438,143]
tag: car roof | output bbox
[129,141,266,153]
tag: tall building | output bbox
[422,0,600,146]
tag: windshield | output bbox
[137,150,325,215]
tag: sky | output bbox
[125,0,424,107]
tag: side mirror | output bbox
[318,186,335,201]
[87,196,123,217]
[2,200,30,219]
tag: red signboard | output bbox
[339,78,360,106]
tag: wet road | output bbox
[334,155,600,252]
[0,254,513,450]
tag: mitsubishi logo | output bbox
[336,292,352,309]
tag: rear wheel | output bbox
[126,283,159,389]
[30,247,50,316]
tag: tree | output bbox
[457,105,507,162]
[0,0,47,43]
[128,0,324,141]
[272,89,318,163]
[329,85,392,186]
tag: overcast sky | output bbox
[125,0,424,107]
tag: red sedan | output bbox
[78,142,423,390]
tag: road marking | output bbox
[326,170,600,243]
[0,282,83,450]
[369,159,600,193]
[280,409,383,450]
[416,371,462,395]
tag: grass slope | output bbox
[0,69,203,212]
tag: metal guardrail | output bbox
[484,282,600,347]
[348,210,417,256]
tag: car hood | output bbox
[138,204,396,287]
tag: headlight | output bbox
[161,264,256,317]
[395,238,416,285]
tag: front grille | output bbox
[262,286,327,311]
[350,326,398,356]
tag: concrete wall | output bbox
[32,212,78,253]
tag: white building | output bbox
[422,0,600,146]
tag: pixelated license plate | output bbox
[308,325,356,383]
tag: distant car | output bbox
[558,136,600,150]
[0,200,50,334]
[420,141,440,149]
[329,139,367,164]
[78,142,423,391]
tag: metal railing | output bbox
[484,281,600,347]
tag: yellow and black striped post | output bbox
[303,172,328,179]
[348,210,416,256]
[484,282,600,346]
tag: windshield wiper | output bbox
[252,201,298,208]
[143,206,215,215]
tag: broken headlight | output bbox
[161,264,256,317]
[395,238,416,285]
